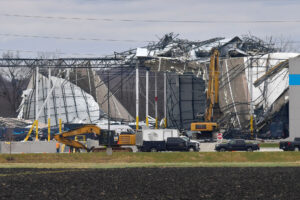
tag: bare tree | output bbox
[0,52,32,116]
[265,35,299,52]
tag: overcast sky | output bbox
[0,0,299,57]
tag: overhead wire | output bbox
[2,32,297,44]
[0,48,101,57]
[0,33,153,43]
[2,13,300,24]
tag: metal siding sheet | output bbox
[289,56,300,140]
[289,74,300,85]
[166,73,206,130]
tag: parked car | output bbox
[215,139,260,152]
[279,138,300,151]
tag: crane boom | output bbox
[205,49,220,122]
[190,49,220,139]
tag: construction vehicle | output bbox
[190,49,220,140]
[54,124,136,152]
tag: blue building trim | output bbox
[289,74,300,85]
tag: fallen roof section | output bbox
[17,73,102,126]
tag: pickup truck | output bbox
[279,138,300,151]
[140,137,200,152]
[215,139,260,152]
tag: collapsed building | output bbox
[16,67,134,128]
[102,33,298,138]
[1,33,298,139]
[216,53,298,138]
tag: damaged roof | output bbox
[112,33,277,63]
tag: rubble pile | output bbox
[112,33,277,63]
[0,117,32,128]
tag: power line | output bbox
[1,33,299,45]
[2,13,300,24]
[0,33,153,43]
[0,48,102,57]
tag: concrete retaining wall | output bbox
[0,141,57,154]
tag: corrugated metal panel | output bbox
[166,73,206,130]
[18,74,101,126]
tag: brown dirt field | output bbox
[0,167,299,200]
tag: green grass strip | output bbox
[259,143,279,148]
[0,152,300,168]
[0,162,300,169]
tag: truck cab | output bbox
[140,136,199,152]
[167,137,189,151]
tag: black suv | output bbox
[215,139,260,152]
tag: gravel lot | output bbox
[0,167,299,200]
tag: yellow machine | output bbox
[54,124,136,152]
[190,122,218,132]
[117,134,136,145]
[191,49,220,138]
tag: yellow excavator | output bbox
[54,124,136,152]
[190,49,220,139]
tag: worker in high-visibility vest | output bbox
[56,142,60,153]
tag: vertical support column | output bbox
[47,67,51,141]
[87,68,92,95]
[59,119,62,133]
[136,61,139,130]
[164,72,167,128]
[58,69,62,133]
[249,58,254,139]
[155,72,158,129]
[35,66,39,141]
[75,66,78,85]
[106,66,112,156]
[66,68,70,80]
[107,70,111,147]
[107,70,110,131]
[146,69,149,127]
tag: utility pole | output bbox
[107,70,112,155]
[35,66,39,141]
[249,58,254,139]
[107,70,110,137]
[164,72,167,128]
[155,71,158,129]
[58,69,62,134]
[47,67,51,141]
[136,60,139,131]
[146,69,149,127]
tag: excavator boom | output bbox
[54,124,136,152]
[54,125,101,152]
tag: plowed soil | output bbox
[0,167,299,200]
